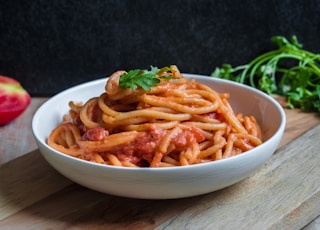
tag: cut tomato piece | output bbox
[0,75,31,125]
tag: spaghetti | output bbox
[47,65,262,167]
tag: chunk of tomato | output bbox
[0,76,31,125]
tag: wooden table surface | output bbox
[0,97,320,230]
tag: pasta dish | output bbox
[47,65,262,167]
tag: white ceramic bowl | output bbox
[32,74,286,199]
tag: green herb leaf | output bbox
[119,66,171,91]
[211,35,320,113]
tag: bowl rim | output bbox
[32,73,286,172]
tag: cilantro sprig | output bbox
[211,35,320,113]
[119,66,171,91]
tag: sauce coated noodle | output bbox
[47,65,262,167]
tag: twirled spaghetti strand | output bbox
[47,65,262,167]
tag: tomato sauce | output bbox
[108,126,205,167]
[171,126,205,148]
[82,127,108,141]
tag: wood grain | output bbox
[0,98,47,164]
[155,125,320,230]
[0,150,72,220]
[279,108,320,147]
[0,98,319,229]
[0,125,319,229]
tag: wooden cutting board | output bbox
[0,98,319,229]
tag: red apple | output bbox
[0,75,31,125]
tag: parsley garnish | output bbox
[211,35,320,113]
[119,66,171,91]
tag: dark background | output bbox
[0,0,319,96]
